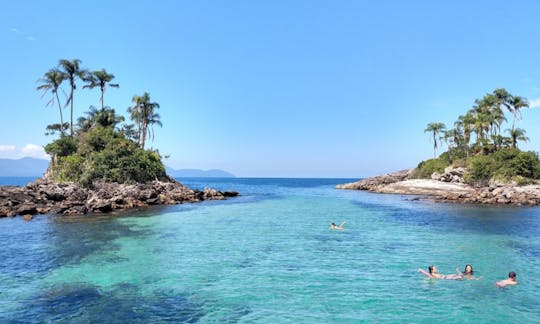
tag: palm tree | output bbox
[58,59,86,136]
[507,96,529,131]
[37,69,67,136]
[493,88,529,131]
[128,93,162,149]
[83,69,119,110]
[424,122,446,158]
[77,106,125,132]
[455,112,475,148]
[506,128,529,149]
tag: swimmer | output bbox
[330,221,346,230]
[418,265,463,280]
[496,271,517,287]
[456,264,480,280]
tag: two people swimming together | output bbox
[419,264,517,287]
[419,264,477,280]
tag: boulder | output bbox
[16,204,38,215]
[223,191,239,197]
[336,169,411,190]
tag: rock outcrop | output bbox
[336,169,540,206]
[335,170,411,190]
[0,178,239,218]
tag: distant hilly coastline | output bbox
[0,158,235,178]
[0,158,50,177]
[166,167,235,178]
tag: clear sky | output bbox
[2,1,540,178]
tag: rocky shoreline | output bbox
[0,178,238,218]
[336,169,540,206]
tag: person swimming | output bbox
[418,265,463,280]
[496,271,517,287]
[456,264,480,280]
[330,221,346,230]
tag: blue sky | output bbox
[2,1,540,177]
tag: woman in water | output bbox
[419,265,463,280]
[456,264,480,280]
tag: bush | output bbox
[410,158,449,179]
[49,155,84,182]
[464,148,540,185]
[47,125,167,186]
[44,136,77,157]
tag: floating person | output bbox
[330,221,346,230]
[456,264,480,280]
[495,271,517,287]
[418,265,463,280]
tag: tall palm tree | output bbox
[83,69,119,110]
[424,122,446,158]
[37,69,67,136]
[128,92,162,149]
[58,59,86,136]
[506,128,529,149]
[455,112,475,147]
[507,96,529,131]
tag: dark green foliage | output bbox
[49,155,84,182]
[465,148,540,185]
[44,136,77,157]
[47,112,166,186]
[411,158,449,179]
[78,137,166,186]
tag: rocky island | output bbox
[0,58,238,219]
[0,178,238,218]
[337,167,540,205]
[338,88,540,206]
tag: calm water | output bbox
[1,177,540,323]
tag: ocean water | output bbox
[1,177,540,323]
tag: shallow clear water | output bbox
[1,177,539,322]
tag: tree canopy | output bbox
[418,88,539,185]
[39,59,167,186]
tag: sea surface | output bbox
[1,177,539,323]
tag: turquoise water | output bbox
[1,178,540,322]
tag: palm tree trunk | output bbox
[141,121,147,149]
[55,91,65,136]
[70,88,74,136]
[100,85,105,110]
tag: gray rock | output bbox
[0,178,238,217]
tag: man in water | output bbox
[330,222,346,230]
[496,271,517,287]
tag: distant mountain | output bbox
[0,157,234,178]
[166,167,235,178]
[0,157,50,176]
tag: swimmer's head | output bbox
[509,271,516,280]
[331,223,336,226]
[464,264,473,274]
[428,265,436,274]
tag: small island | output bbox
[338,88,540,205]
[0,59,237,218]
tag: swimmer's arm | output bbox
[339,221,346,227]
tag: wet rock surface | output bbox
[0,178,239,217]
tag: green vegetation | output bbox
[38,58,166,186]
[416,88,540,186]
